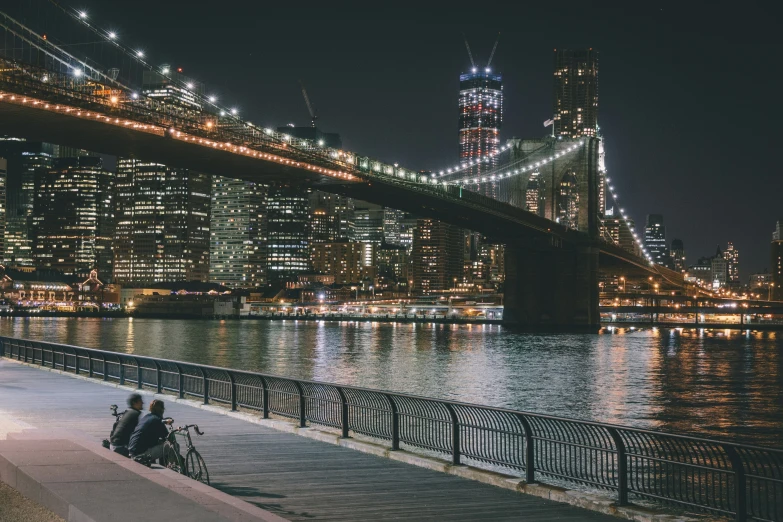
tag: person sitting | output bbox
[128,399,172,461]
[109,393,144,456]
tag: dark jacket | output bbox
[128,413,168,455]
[110,408,141,447]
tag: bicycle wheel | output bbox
[163,441,183,474]
[185,448,210,485]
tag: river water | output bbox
[1,317,781,447]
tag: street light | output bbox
[619,276,626,293]
[770,283,775,301]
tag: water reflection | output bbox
[1,317,781,446]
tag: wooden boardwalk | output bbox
[0,360,617,521]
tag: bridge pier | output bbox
[503,245,600,332]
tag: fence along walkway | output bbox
[1,336,781,522]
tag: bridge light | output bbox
[219,111,226,116]
[41,75,49,83]
[73,69,83,77]
[318,140,324,146]
[208,96,216,103]
[79,11,87,18]
[230,108,238,115]
[161,67,170,74]
[110,96,118,104]
[186,82,194,89]
[108,32,117,40]
[137,51,144,58]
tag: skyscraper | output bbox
[354,203,384,267]
[32,157,113,277]
[772,220,783,300]
[671,239,686,273]
[412,219,464,294]
[0,139,56,267]
[604,208,637,256]
[113,159,210,284]
[525,170,540,214]
[557,171,579,229]
[266,184,310,284]
[553,49,599,138]
[459,69,503,199]
[644,214,669,266]
[723,242,739,286]
[209,176,267,288]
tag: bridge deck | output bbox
[0,360,616,521]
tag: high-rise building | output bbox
[644,214,669,266]
[209,176,267,288]
[459,69,503,198]
[32,157,113,277]
[772,220,783,300]
[723,242,740,285]
[0,158,6,258]
[671,239,686,273]
[308,191,354,242]
[553,48,599,138]
[710,246,728,289]
[525,170,540,214]
[383,208,408,247]
[557,171,579,229]
[0,139,56,267]
[354,203,384,267]
[311,242,366,284]
[411,219,464,294]
[113,159,210,284]
[267,184,310,284]
[398,215,417,254]
[603,208,637,256]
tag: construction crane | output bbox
[463,34,476,70]
[486,33,500,69]
[299,80,318,128]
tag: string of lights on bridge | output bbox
[605,177,654,264]
[435,140,585,186]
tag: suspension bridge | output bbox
[0,2,699,330]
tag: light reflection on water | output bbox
[1,317,781,447]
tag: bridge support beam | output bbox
[503,245,600,332]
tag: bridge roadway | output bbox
[0,359,616,521]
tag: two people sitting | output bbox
[109,393,173,460]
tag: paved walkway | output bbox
[0,360,617,521]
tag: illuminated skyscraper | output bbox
[209,176,267,288]
[525,170,540,214]
[459,69,503,198]
[723,242,739,285]
[553,49,599,138]
[32,157,113,277]
[0,139,56,266]
[412,219,464,294]
[113,159,210,284]
[671,239,686,273]
[266,184,310,284]
[644,214,669,266]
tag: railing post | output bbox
[336,387,349,438]
[23,342,28,363]
[51,345,57,369]
[135,358,142,389]
[154,361,162,393]
[102,354,107,381]
[176,364,184,399]
[73,349,79,374]
[37,343,44,367]
[293,381,306,428]
[119,357,125,386]
[228,373,237,411]
[518,414,536,483]
[386,394,400,451]
[201,368,209,405]
[444,403,461,466]
[88,352,93,377]
[607,427,628,506]
[260,377,269,419]
[724,445,747,522]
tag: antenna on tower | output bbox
[486,32,500,69]
[463,34,476,70]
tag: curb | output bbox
[1,358,721,522]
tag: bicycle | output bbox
[163,423,210,485]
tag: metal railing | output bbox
[1,336,780,521]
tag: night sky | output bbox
[24,1,783,277]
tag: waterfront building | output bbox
[723,242,740,286]
[113,159,210,285]
[671,239,686,273]
[553,48,599,138]
[644,214,669,266]
[209,176,267,289]
[459,68,503,198]
[710,249,728,289]
[32,157,113,277]
[383,208,408,247]
[749,271,772,298]
[311,242,367,284]
[411,219,464,294]
[267,184,310,284]
[308,191,354,243]
[376,242,409,283]
[0,139,56,267]
[398,215,417,254]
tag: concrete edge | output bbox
[2,358,721,522]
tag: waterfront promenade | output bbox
[0,360,617,521]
